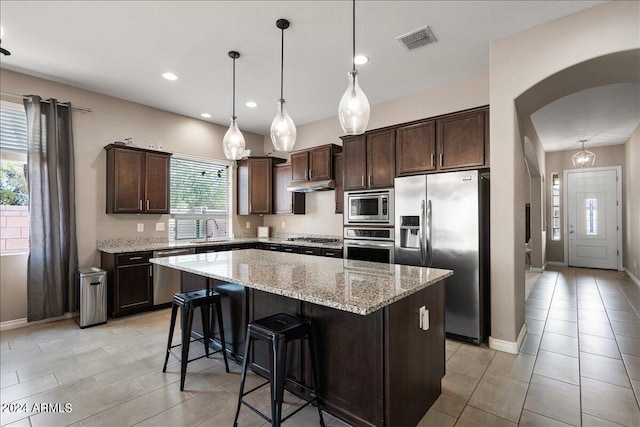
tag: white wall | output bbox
[624,124,640,280]
[489,0,640,348]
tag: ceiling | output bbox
[2,0,634,152]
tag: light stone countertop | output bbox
[150,249,452,315]
[97,237,343,254]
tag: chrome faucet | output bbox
[205,218,219,241]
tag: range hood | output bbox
[287,179,335,193]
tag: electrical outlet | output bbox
[418,306,429,330]
[137,223,144,232]
[419,306,425,329]
[155,222,165,231]
[281,221,286,229]
[245,221,251,229]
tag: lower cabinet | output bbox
[101,251,153,318]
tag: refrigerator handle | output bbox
[426,199,433,267]
[420,200,427,266]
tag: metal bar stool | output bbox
[233,313,324,427]
[162,289,230,391]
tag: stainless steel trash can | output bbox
[77,267,107,328]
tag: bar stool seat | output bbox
[162,289,229,391]
[233,313,324,427]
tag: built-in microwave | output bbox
[344,189,394,225]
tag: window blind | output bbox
[170,157,230,214]
[0,106,28,154]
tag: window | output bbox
[0,103,29,254]
[551,173,560,241]
[585,198,599,236]
[169,156,232,241]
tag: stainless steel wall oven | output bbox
[343,226,394,264]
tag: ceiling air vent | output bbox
[396,26,437,51]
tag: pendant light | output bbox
[270,19,297,152]
[571,139,596,168]
[222,50,246,160]
[338,0,370,135]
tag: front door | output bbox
[566,167,620,270]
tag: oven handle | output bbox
[345,240,394,248]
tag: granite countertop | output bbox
[150,249,452,315]
[97,237,343,254]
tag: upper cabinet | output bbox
[342,129,395,191]
[273,163,305,215]
[396,121,437,176]
[334,152,344,214]
[290,144,342,183]
[437,108,488,170]
[237,157,284,215]
[105,144,172,214]
[396,107,489,176]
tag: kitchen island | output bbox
[151,249,452,427]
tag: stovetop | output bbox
[286,237,340,244]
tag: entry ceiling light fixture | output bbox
[571,139,596,168]
[338,0,370,135]
[270,18,296,152]
[222,50,246,160]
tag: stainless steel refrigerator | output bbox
[394,171,490,344]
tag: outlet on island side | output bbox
[156,222,165,231]
[419,306,429,331]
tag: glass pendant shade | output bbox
[338,69,370,135]
[271,99,296,151]
[223,116,245,160]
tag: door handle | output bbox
[439,154,444,167]
[361,176,364,187]
[368,175,371,188]
[146,200,150,210]
[426,199,433,267]
[569,230,574,234]
[420,200,427,266]
[431,153,434,168]
[139,200,143,211]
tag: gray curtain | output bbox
[24,96,78,322]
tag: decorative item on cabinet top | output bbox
[287,143,342,193]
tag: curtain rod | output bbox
[0,92,92,112]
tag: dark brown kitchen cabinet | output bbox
[237,157,284,215]
[334,152,343,214]
[342,129,395,191]
[290,144,342,183]
[104,144,171,214]
[396,120,437,176]
[100,251,153,318]
[437,108,487,170]
[273,163,305,215]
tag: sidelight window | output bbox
[551,173,560,241]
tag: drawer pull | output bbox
[129,256,142,260]
[304,250,314,254]
[325,252,334,256]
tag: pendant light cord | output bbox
[232,56,236,118]
[280,26,285,101]
[352,0,356,71]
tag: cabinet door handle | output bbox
[440,153,444,167]
[129,256,142,261]
[139,200,143,211]
[304,250,314,254]
[361,176,364,187]
[309,169,312,179]
[325,252,334,256]
[146,200,150,210]
[431,153,435,167]
[305,170,308,180]
[368,175,371,188]
[250,203,252,212]
[149,265,153,277]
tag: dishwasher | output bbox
[152,247,196,306]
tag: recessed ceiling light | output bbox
[162,72,178,81]
[200,113,212,118]
[245,101,257,108]
[354,55,369,65]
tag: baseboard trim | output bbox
[546,261,566,267]
[625,268,640,287]
[0,312,78,332]
[489,323,527,354]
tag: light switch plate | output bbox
[156,222,165,231]
[137,223,144,232]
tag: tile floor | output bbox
[1,266,639,426]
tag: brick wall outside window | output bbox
[0,205,29,253]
